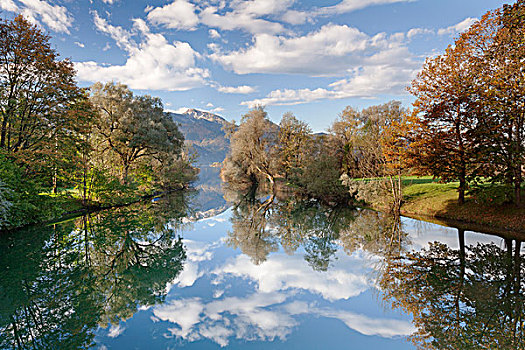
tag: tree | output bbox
[330,102,405,179]
[475,2,525,205]
[0,15,82,157]
[334,102,407,211]
[221,107,279,193]
[409,39,482,205]
[277,112,312,181]
[410,3,525,206]
[89,82,185,186]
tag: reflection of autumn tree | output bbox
[338,210,408,258]
[381,231,525,349]
[226,195,279,265]
[227,193,356,270]
[0,193,188,349]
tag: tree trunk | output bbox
[458,177,466,205]
[122,163,129,185]
[456,120,466,205]
[0,116,8,149]
[514,166,522,207]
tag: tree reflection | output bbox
[0,193,188,349]
[226,192,360,270]
[338,210,408,258]
[380,230,525,349]
[226,194,279,265]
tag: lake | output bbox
[0,191,523,349]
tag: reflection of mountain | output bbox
[168,109,230,215]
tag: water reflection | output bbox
[2,188,524,349]
[150,205,415,347]
[381,230,525,349]
[226,191,408,271]
[0,193,189,349]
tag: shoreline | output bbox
[398,181,525,235]
[0,190,183,234]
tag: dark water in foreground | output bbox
[1,192,524,349]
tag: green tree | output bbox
[277,112,312,182]
[221,107,279,193]
[90,82,185,186]
[0,15,82,155]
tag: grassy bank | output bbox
[0,189,168,232]
[399,177,525,232]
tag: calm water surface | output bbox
[0,191,523,349]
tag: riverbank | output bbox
[399,181,525,232]
[0,189,183,233]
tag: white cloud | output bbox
[242,60,417,107]
[316,0,415,15]
[74,41,85,48]
[76,14,209,91]
[217,85,256,94]
[211,107,225,113]
[210,24,384,76]
[279,0,414,24]
[107,324,126,338]
[2,0,74,33]
[407,27,434,39]
[102,0,117,3]
[155,298,205,338]
[318,309,415,338]
[200,6,286,35]
[92,11,135,51]
[147,0,199,30]
[232,0,295,17]
[153,291,414,346]
[144,0,290,34]
[0,0,18,12]
[218,253,370,301]
[280,9,308,25]
[227,26,420,106]
[437,17,478,36]
[209,29,221,38]
[154,293,299,346]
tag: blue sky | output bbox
[1,0,509,131]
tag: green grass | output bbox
[401,176,441,186]
[398,178,525,232]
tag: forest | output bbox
[221,1,525,226]
[0,16,196,230]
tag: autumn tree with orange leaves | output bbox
[409,1,525,206]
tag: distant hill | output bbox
[168,108,230,167]
[167,108,230,214]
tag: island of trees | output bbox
[221,1,525,231]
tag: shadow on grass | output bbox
[401,176,440,186]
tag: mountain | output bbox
[168,108,230,167]
[167,108,230,215]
